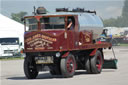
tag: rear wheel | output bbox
[85,56,92,73]
[90,50,103,74]
[60,54,76,78]
[24,56,38,79]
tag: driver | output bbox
[67,19,74,30]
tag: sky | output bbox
[0,0,125,19]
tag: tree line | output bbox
[103,0,128,27]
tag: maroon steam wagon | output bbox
[22,7,112,79]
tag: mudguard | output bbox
[61,52,70,58]
[89,49,98,56]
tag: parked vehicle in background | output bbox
[103,27,128,45]
[123,30,128,43]
[0,30,23,57]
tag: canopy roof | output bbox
[0,14,24,31]
[0,14,24,41]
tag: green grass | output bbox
[120,44,128,46]
[0,57,24,61]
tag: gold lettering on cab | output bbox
[85,33,91,42]
[41,35,56,42]
[25,34,56,50]
[27,48,33,50]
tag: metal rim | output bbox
[96,54,102,71]
[66,57,75,73]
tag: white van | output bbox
[0,30,24,57]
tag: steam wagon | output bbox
[22,7,111,79]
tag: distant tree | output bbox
[103,18,117,27]
[115,16,123,27]
[121,0,128,27]
[103,0,128,27]
[11,12,27,24]
[122,0,128,18]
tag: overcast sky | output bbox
[0,0,125,19]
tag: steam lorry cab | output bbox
[23,8,112,79]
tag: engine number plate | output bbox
[35,56,53,64]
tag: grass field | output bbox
[0,57,24,61]
[120,44,128,46]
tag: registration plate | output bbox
[35,56,53,64]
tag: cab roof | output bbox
[24,12,96,18]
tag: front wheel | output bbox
[24,56,38,79]
[60,54,76,78]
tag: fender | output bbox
[61,52,70,58]
[89,49,98,56]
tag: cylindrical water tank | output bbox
[78,13,103,40]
